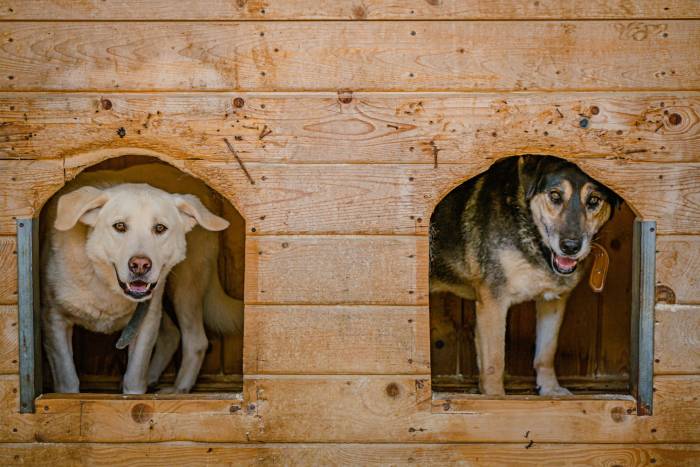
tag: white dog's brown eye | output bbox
[154,223,168,234]
[548,190,562,204]
[113,222,127,233]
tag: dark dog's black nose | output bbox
[129,256,152,275]
[559,238,582,255]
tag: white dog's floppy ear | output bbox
[174,194,229,232]
[54,186,110,231]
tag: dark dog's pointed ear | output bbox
[519,155,547,200]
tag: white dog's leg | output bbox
[159,295,208,394]
[123,290,163,394]
[534,294,572,396]
[146,311,181,388]
[42,310,80,393]
[474,290,509,396]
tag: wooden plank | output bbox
[0,160,64,234]
[244,305,430,375]
[0,306,17,375]
[2,443,700,467]
[3,1,699,20]
[0,236,17,304]
[4,92,700,164]
[657,235,700,304]
[245,236,429,305]
[0,21,698,92]
[655,305,700,375]
[2,375,699,443]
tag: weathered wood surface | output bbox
[0,21,697,92]
[245,236,429,305]
[655,305,700,375]
[244,305,430,375]
[0,306,17,375]
[0,237,17,305]
[657,236,700,304]
[1,374,699,443]
[3,92,700,164]
[2,443,700,467]
[3,0,699,20]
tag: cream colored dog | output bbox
[41,163,243,394]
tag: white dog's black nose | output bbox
[559,238,582,255]
[129,256,152,275]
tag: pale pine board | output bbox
[657,236,700,304]
[2,93,699,164]
[655,305,700,375]
[0,306,17,375]
[0,21,697,91]
[2,442,700,466]
[2,0,699,20]
[244,305,430,375]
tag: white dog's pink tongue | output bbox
[128,281,149,293]
[554,255,577,270]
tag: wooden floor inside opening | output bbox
[40,156,246,394]
[430,201,635,395]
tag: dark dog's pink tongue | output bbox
[554,255,577,270]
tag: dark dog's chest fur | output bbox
[430,157,582,305]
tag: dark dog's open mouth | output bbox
[551,252,578,275]
[114,265,157,299]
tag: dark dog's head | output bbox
[520,156,620,276]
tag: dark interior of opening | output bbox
[430,156,634,395]
[40,155,245,393]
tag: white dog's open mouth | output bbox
[551,252,578,275]
[114,266,157,299]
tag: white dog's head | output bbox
[54,183,229,302]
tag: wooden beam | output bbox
[244,236,429,305]
[2,1,699,20]
[0,306,17,375]
[657,236,700,304]
[0,21,697,92]
[244,305,430,375]
[2,442,700,466]
[655,305,700,375]
[0,236,17,304]
[3,92,700,165]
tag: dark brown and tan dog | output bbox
[430,155,619,395]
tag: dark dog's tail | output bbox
[203,261,243,335]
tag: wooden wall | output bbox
[0,1,699,465]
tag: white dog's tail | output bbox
[203,263,244,335]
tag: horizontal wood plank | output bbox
[2,1,699,20]
[0,306,17,374]
[655,305,700,375]
[245,236,429,305]
[2,375,699,443]
[657,236,700,304]
[2,443,700,466]
[0,21,697,92]
[0,237,17,304]
[244,305,430,374]
[3,92,700,164]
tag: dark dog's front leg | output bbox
[534,294,572,396]
[474,290,509,395]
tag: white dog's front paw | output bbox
[538,384,572,396]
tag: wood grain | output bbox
[3,92,700,164]
[0,21,697,92]
[655,305,700,375]
[0,237,17,304]
[2,1,699,20]
[0,160,64,229]
[2,375,699,443]
[2,442,700,466]
[244,305,430,375]
[0,306,17,374]
[657,236,700,304]
[245,236,429,305]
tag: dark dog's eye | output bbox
[113,222,127,233]
[153,223,168,235]
[587,195,601,209]
[548,190,563,204]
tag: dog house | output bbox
[1,2,699,464]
